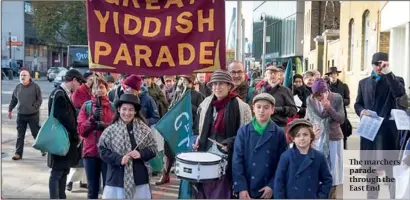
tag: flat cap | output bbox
[253,93,276,105]
[287,119,313,134]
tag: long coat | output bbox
[354,73,405,151]
[47,86,80,170]
[232,122,287,198]
[274,148,333,199]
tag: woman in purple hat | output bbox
[305,78,345,199]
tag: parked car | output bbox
[47,67,63,82]
[53,68,68,88]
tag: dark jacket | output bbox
[198,82,212,97]
[147,83,169,117]
[255,83,297,127]
[9,80,42,115]
[232,122,287,198]
[274,148,333,199]
[293,85,311,118]
[354,73,405,151]
[47,86,80,170]
[139,87,160,126]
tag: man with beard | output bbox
[163,75,176,104]
[9,70,43,160]
[326,67,351,149]
[228,61,254,104]
[197,72,212,97]
[254,66,297,129]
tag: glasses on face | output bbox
[229,70,244,75]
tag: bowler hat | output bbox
[206,70,234,88]
[114,94,141,111]
[325,67,342,75]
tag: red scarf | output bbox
[212,92,238,135]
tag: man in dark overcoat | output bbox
[354,52,405,199]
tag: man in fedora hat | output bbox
[354,52,405,199]
[254,66,297,129]
[326,67,351,149]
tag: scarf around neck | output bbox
[371,71,381,82]
[252,117,271,135]
[212,92,238,135]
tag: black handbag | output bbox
[342,118,353,138]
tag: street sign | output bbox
[5,41,23,47]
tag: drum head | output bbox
[176,152,221,165]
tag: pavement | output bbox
[0,78,392,199]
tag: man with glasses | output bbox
[228,61,254,104]
[354,52,405,199]
[8,70,43,160]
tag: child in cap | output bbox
[232,93,287,199]
[274,119,333,199]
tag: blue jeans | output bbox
[84,157,108,199]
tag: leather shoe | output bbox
[66,182,73,191]
[155,174,170,185]
[12,154,22,160]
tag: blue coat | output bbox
[232,122,287,198]
[274,147,332,199]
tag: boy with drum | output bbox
[232,93,288,199]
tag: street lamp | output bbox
[261,13,267,76]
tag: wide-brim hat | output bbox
[114,94,141,112]
[206,70,235,88]
[325,67,342,75]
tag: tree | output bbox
[31,1,88,45]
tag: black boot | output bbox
[79,182,88,189]
[66,182,73,191]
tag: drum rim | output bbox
[176,176,221,183]
[176,157,220,165]
[176,152,222,165]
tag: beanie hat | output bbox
[123,74,142,91]
[312,78,328,94]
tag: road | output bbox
[1,79,179,199]
[0,79,392,199]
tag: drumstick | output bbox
[208,138,225,148]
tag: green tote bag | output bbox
[33,90,70,156]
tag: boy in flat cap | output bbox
[232,93,287,199]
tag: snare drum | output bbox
[175,152,227,182]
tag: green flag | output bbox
[283,58,293,88]
[154,90,193,155]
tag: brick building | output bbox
[303,1,340,74]
[338,1,382,105]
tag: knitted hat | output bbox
[372,52,388,64]
[312,78,328,94]
[206,70,234,88]
[123,74,142,91]
[253,93,275,105]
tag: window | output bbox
[361,10,370,71]
[348,19,354,71]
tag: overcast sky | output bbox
[225,1,254,42]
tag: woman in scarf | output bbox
[98,93,157,199]
[192,70,252,199]
[305,78,345,199]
